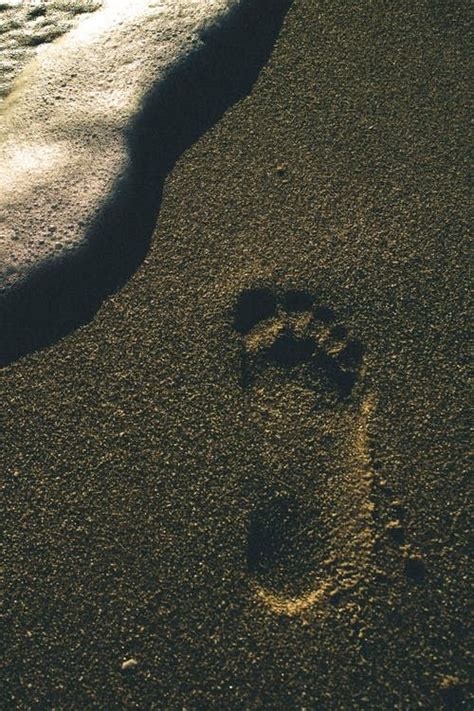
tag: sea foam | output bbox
[0,1,103,102]
[0,0,291,365]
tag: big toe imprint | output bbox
[234,287,376,616]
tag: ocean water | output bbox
[1,0,242,299]
[0,0,291,366]
[0,0,102,101]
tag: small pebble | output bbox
[121,658,138,671]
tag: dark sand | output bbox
[2,1,471,708]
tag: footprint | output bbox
[246,495,329,601]
[234,287,377,616]
[235,287,364,401]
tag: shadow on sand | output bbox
[0,0,292,367]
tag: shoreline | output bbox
[2,0,470,708]
[0,0,291,366]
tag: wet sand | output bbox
[2,1,470,708]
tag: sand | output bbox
[2,0,471,708]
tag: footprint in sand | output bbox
[234,287,377,617]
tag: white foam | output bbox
[0,0,290,364]
[0,0,237,293]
